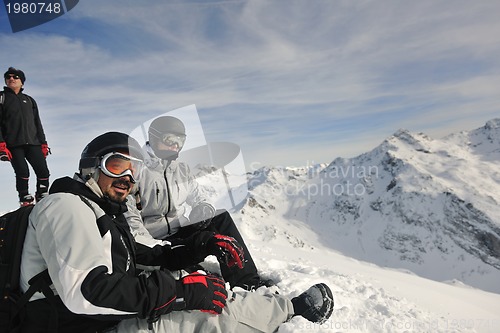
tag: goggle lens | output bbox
[100,152,143,183]
[161,133,186,149]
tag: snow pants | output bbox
[9,144,50,198]
[114,289,294,333]
[170,210,260,288]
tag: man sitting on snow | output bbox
[19,131,334,332]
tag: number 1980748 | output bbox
[6,2,62,14]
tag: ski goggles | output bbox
[160,133,186,149]
[99,152,144,183]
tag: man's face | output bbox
[154,139,181,153]
[5,74,22,91]
[97,171,133,203]
[151,133,186,160]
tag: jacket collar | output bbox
[3,86,24,94]
[49,175,128,216]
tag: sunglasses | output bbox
[4,74,21,80]
[99,152,144,183]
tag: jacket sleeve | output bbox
[124,191,157,246]
[182,163,209,208]
[124,191,207,270]
[135,235,208,270]
[0,94,5,142]
[29,97,47,144]
[30,193,179,319]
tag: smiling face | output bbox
[4,74,23,93]
[97,170,134,203]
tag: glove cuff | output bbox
[186,230,216,257]
[173,280,187,311]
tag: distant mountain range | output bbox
[231,119,500,293]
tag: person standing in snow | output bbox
[19,131,334,332]
[125,115,273,291]
[0,67,51,206]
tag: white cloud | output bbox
[1,0,500,211]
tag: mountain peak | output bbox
[238,118,500,293]
[485,118,500,130]
[441,118,500,159]
[376,128,434,157]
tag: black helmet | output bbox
[149,116,186,139]
[79,132,144,171]
[148,116,186,160]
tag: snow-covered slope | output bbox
[246,241,500,333]
[196,119,500,332]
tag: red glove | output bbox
[207,234,245,269]
[41,143,51,158]
[175,272,227,314]
[0,142,12,161]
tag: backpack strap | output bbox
[11,269,58,333]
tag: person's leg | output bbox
[25,145,50,201]
[9,146,32,203]
[206,210,262,289]
[21,297,118,333]
[115,290,294,333]
[170,210,271,289]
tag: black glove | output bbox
[188,202,216,230]
[207,234,245,269]
[175,272,227,314]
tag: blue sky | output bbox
[1,0,500,210]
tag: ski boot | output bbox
[292,283,334,324]
[20,194,35,207]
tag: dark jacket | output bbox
[0,87,47,147]
[20,175,207,332]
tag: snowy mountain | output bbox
[232,119,500,295]
[188,120,500,332]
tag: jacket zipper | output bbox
[164,169,171,235]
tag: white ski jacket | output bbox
[19,175,206,329]
[125,147,208,240]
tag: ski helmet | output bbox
[79,132,144,180]
[148,116,186,160]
